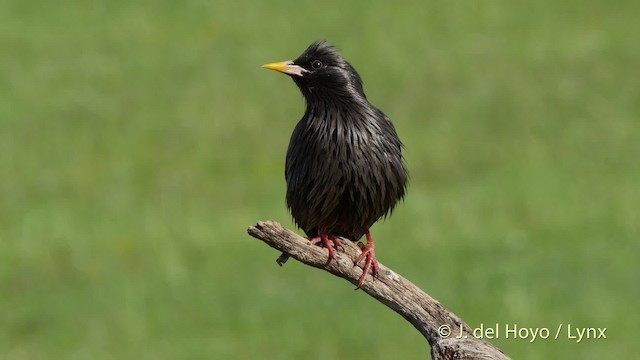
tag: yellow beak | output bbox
[261,60,307,77]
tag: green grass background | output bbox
[1,0,638,359]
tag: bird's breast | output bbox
[284,110,406,239]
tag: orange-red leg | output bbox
[354,230,379,288]
[308,231,343,261]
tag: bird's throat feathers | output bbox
[293,71,367,108]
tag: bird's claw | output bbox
[308,232,341,262]
[331,237,345,252]
[354,232,379,289]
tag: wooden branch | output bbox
[247,221,511,360]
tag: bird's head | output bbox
[262,41,366,103]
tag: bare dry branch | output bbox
[247,221,511,360]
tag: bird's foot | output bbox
[308,232,343,262]
[354,230,379,289]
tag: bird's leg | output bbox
[308,231,342,261]
[330,236,344,252]
[354,230,379,288]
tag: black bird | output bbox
[262,41,408,288]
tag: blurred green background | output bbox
[1,0,638,359]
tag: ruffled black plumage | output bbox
[282,41,408,241]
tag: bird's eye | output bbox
[311,60,323,70]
